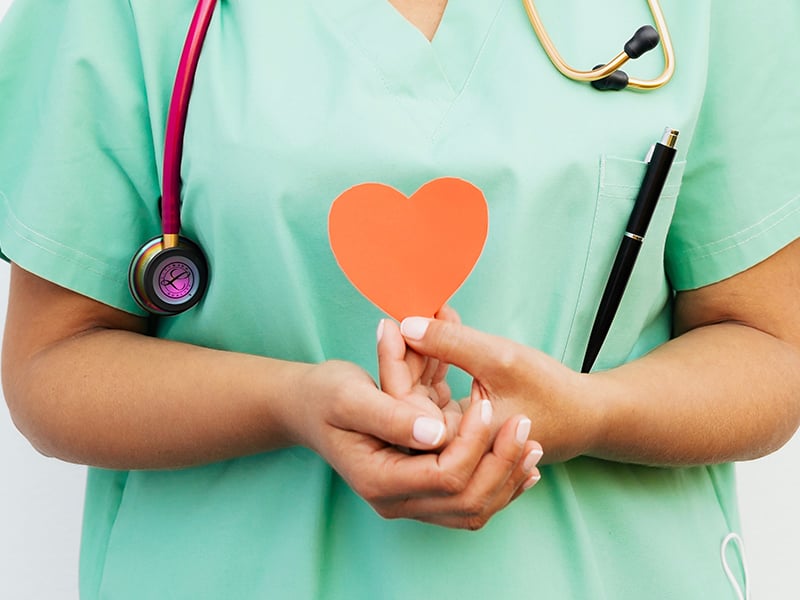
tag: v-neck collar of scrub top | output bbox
[313,0,506,107]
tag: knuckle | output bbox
[460,494,491,518]
[374,496,414,521]
[494,344,521,373]
[463,514,490,531]
[438,469,470,496]
[373,503,401,521]
[353,471,390,505]
[357,467,394,505]
[352,480,378,504]
[428,327,455,361]
[495,448,522,470]
[380,401,408,445]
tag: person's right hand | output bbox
[282,358,541,530]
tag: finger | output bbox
[378,416,539,529]
[470,379,488,404]
[377,319,437,402]
[429,306,461,386]
[509,441,543,503]
[412,452,541,530]
[377,320,449,418]
[431,377,454,411]
[434,304,462,325]
[376,319,413,397]
[329,384,447,451]
[358,397,493,501]
[419,354,440,387]
[400,317,523,383]
[441,399,464,445]
[439,415,533,518]
[420,433,542,531]
[430,359,449,388]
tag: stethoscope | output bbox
[129,0,675,315]
[523,0,674,91]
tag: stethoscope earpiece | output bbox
[624,25,660,60]
[590,25,660,91]
[523,0,675,91]
[590,66,630,91]
[129,236,209,316]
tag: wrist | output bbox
[578,367,635,462]
[255,358,320,451]
[270,359,375,454]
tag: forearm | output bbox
[587,322,800,466]
[3,327,309,470]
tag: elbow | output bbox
[2,358,72,462]
[3,385,59,460]
[776,389,800,451]
[748,374,800,461]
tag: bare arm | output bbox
[399,238,800,466]
[591,237,800,465]
[2,263,537,529]
[0,263,439,469]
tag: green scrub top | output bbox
[2,1,799,598]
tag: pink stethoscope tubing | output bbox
[161,0,217,242]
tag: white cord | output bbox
[721,532,750,600]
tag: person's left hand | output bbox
[397,316,607,464]
[375,313,544,526]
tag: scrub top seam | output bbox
[341,37,456,143]
[428,0,507,143]
[124,0,162,177]
[558,157,605,366]
[0,191,123,282]
[674,194,800,262]
[325,30,432,139]
[322,2,506,144]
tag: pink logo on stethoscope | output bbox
[158,261,194,299]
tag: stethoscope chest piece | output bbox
[129,0,217,316]
[129,236,209,316]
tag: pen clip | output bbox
[644,143,656,164]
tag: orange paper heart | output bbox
[329,177,488,321]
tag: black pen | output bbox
[581,127,679,373]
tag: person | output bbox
[0,1,798,598]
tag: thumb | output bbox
[377,319,440,415]
[400,316,513,382]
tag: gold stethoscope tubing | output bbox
[521,0,675,90]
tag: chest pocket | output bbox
[564,155,687,371]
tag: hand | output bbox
[399,316,606,464]
[282,357,541,530]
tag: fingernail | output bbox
[376,319,385,343]
[400,317,430,341]
[480,399,492,425]
[523,448,543,473]
[413,417,446,446]
[515,418,531,445]
[522,473,541,491]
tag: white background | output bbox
[1,1,798,598]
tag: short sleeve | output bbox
[666,1,800,290]
[0,0,161,314]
